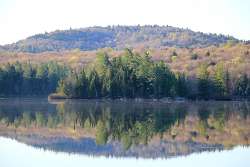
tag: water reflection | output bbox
[0,99,249,158]
[1,137,249,167]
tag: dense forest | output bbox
[1,48,250,99]
[0,25,238,53]
[0,62,68,96]
[53,49,250,100]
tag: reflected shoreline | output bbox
[0,136,225,159]
[0,98,249,159]
[1,136,249,167]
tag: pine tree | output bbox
[88,69,101,98]
[214,63,226,98]
[175,72,188,97]
[235,74,249,97]
[197,64,210,99]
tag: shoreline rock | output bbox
[48,93,68,100]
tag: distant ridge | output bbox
[0,25,239,53]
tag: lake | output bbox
[0,98,249,167]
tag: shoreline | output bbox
[0,94,249,102]
[47,93,250,102]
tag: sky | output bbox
[0,0,249,45]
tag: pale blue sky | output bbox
[0,0,249,45]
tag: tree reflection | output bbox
[0,100,250,149]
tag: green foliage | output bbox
[96,120,108,145]
[1,100,250,149]
[22,112,31,127]
[35,112,45,127]
[54,50,250,100]
[0,61,69,96]
[175,73,188,97]
[84,118,91,129]
[132,121,154,145]
[213,63,227,98]
[1,50,250,100]
[211,110,225,131]
[197,64,211,99]
[88,69,102,98]
[47,115,55,128]
[152,61,175,98]
[57,50,177,99]
[121,132,132,150]
[234,74,250,97]
[197,121,207,136]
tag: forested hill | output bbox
[0,25,239,53]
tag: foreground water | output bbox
[0,98,250,166]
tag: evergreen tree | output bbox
[214,63,226,98]
[88,69,101,98]
[75,69,88,98]
[197,64,210,99]
[175,72,188,97]
[153,61,175,98]
[235,74,250,97]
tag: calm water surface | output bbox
[0,98,249,167]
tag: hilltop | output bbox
[0,25,238,53]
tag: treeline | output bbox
[0,62,68,96]
[1,49,250,99]
[196,63,250,99]
[56,49,187,99]
[56,49,250,100]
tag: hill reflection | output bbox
[0,99,249,158]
